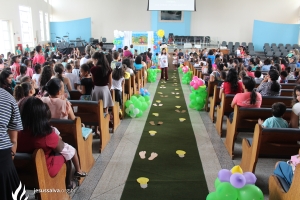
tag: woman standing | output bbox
[160,48,169,81]
[0,68,14,95]
[0,88,23,200]
[91,52,114,113]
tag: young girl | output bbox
[10,55,20,79]
[111,63,125,107]
[77,64,93,100]
[16,65,27,81]
[178,56,184,66]
[24,59,33,78]
[72,60,80,77]
[54,63,72,99]
[41,78,75,120]
[17,97,86,190]
[172,53,178,69]
[33,46,46,66]
[13,82,35,103]
[32,64,41,88]
[160,48,169,81]
[91,52,114,113]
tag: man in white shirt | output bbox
[65,63,80,90]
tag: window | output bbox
[0,20,12,56]
[45,13,50,41]
[19,6,34,48]
[39,11,45,41]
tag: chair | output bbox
[282,51,288,57]
[264,43,269,47]
[293,44,299,49]
[102,38,107,43]
[274,51,282,57]
[89,38,94,43]
[266,51,274,57]
[286,46,292,51]
[221,41,227,47]
[278,43,284,48]
[249,51,256,57]
[286,44,292,48]
[241,42,247,47]
[271,43,277,48]
[69,43,75,48]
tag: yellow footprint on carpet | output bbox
[175,96,180,98]
[149,130,157,136]
[179,118,186,122]
[157,92,163,94]
[176,150,186,158]
[137,177,149,189]
[175,106,181,108]
[175,89,179,90]
[156,100,161,103]
[152,113,159,117]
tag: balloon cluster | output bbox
[190,76,205,90]
[207,165,263,200]
[182,66,189,73]
[189,85,207,111]
[125,95,150,118]
[139,88,150,96]
[156,29,165,38]
[147,69,158,83]
[182,71,193,84]
[113,30,124,38]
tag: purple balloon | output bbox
[243,172,257,184]
[230,173,246,188]
[218,169,232,182]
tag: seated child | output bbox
[77,64,93,100]
[280,71,288,83]
[14,82,36,104]
[111,63,125,107]
[258,102,288,128]
[16,65,27,81]
[246,66,255,78]
[254,70,263,84]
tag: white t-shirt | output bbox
[72,68,80,78]
[292,102,300,129]
[32,74,41,88]
[111,77,124,91]
[80,57,89,66]
[160,54,168,68]
[65,72,80,90]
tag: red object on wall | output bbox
[17,44,23,51]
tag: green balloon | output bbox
[136,110,143,117]
[134,100,142,109]
[144,96,150,102]
[216,182,238,200]
[190,93,196,99]
[214,178,221,189]
[138,96,145,102]
[206,192,220,200]
[141,102,148,111]
[125,100,133,108]
[131,96,138,102]
[237,185,263,200]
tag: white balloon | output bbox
[114,30,120,38]
[133,108,140,115]
[118,31,124,38]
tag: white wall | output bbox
[51,0,151,42]
[191,0,300,44]
[0,0,51,51]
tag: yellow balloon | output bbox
[231,165,243,174]
[157,29,165,38]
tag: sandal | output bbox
[74,171,87,177]
[66,179,78,191]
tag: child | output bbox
[72,60,80,78]
[61,57,68,68]
[134,49,138,59]
[24,59,33,78]
[13,82,35,103]
[178,56,184,66]
[32,46,46,66]
[16,65,27,81]
[17,97,87,190]
[280,71,288,83]
[172,53,178,69]
[10,55,21,79]
[246,66,255,78]
[77,64,93,100]
[111,51,120,70]
[254,70,263,84]
[189,52,194,62]
[65,63,80,90]
[16,46,21,55]
[160,48,169,81]
[111,63,125,107]
[41,78,75,119]
[184,50,190,61]
[286,67,294,80]
[32,64,41,88]
[258,102,288,128]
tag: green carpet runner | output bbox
[120,70,209,200]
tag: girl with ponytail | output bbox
[54,63,72,99]
[13,82,35,103]
[257,69,281,96]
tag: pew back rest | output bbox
[222,94,235,115]
[259,127,300,157]
[207,81,217,97]
[125,77,131,94]
[261,96,292,108]
[280,89,293,97]
[69,90,81,100]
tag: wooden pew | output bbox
[255,83,297,90]
[280,89,293,97]
[69,90,81,100]
[288,79,296,83]
[269,160,300,200]
[215,94,235,136]
[261,96,292,108]
[240,124,300,173]
[225,106,292,159]
[69,100,110,152]
[49,117,95,184]
[135,71,141,93]
[110,90,121,132]
[141,67,147,86]
[130,74,137,95]
[209,85,221,122]
[15,149,70,200]
[125,76,133,100]
[205,81,218,112]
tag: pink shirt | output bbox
[32,54,45,66]
[26,67,33,78]
[247,71,255,78]
[11,63,20,79]
[123,50,133,58]
[232,92,262,108]
[41,97,70,119]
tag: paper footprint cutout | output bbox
[175,89,179,91]
[175,96,180,98]
[158,92,163,94]
[179,118,186,122]
[148,152,158,160]
[176,93,180,95]
[153,103,158,106]
[152,113,159,117]
[171,92,175,94]
[156,100,161,103]
[175,110,181,113]
[175,106,181,108]
[157,121,163,125]
[139,151,146,159]
[149,121,155,126]
[181,110,186,113]
[158,104,163,107]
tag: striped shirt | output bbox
[0,88,23,150]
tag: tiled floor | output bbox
[28,73,275,200]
